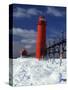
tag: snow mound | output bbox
[12,57,66,86]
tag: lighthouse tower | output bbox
[36,16,46,60]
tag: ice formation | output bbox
[11,57,66,86]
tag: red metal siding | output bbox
[36,16,46,59]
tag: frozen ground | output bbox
[11,57,66,86]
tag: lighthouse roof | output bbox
[38,16,46,25]
[39,16,45,21]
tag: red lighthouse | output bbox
[36,16,46,60]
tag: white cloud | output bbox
[13,28,36,57]
[30,39,36,43]
[25,45,32,49]
[46,28,65,47]
[27,8,42,15]
[13,8,30,18]
[13,7,65,18]
[49,28,63,39]
[21,39,36,44]
[13,28,36,39]
[46,7,64,17]
[13,7,42,18]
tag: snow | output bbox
[11,57,66,86]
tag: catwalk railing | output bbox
[46,32,66,58]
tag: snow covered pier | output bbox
[10,57,66,86]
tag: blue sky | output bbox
[10,4,66,58]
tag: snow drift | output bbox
[10,57,66,86]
